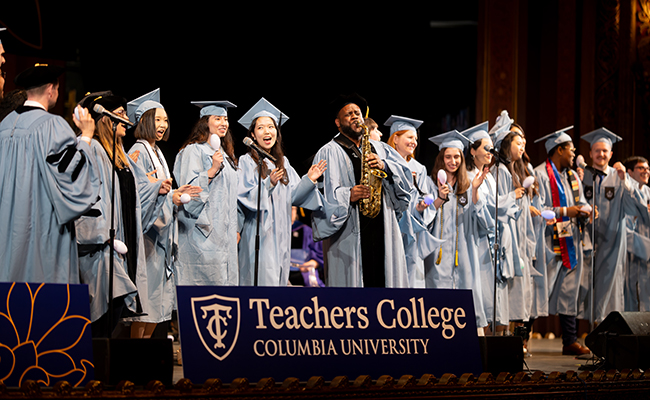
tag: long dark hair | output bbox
[180,115,238,166]
[247,116,288,186]
[465,139,483,171]
[498,131,538,197]
[431,147,470,196]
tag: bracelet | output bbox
[438,194,449,203]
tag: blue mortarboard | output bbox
[192,101,236,118]
[580,127,622,148]
[459,121,490,147]
[383,115,423,135]
[429,130,464,151]
[238,97,288,128]
[488,110,514,149]
[534,126,574,153]
[127,88,164,123]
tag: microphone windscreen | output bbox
[541,210,556,220]
[576,155,587,169]
[243,137,254,146]
[522,175,535,189]
[93,103,106,114]
[209,134,221,151]
[437,169,447,185]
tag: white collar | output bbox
[24,100,47,110]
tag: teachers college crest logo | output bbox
[191,294,241,361]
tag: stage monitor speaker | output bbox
[93,338,174,386]
[478,336,523,375]
[585,311,650,370]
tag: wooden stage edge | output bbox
[3,370,650,399]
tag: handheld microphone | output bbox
[484,145,510,165]
[93,104,134,127]
[576,154,607,177]
[243,137,277,163]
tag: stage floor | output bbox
[170,337,596,384]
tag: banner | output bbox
[0,282,94,387]
[177,286,482,382]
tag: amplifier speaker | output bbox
[585,311,650,370]
[92,338,174,386]
[478,336,523,375]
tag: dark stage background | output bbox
[0,2,478,176]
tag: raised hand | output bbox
[307,159,327,182]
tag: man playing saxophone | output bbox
[311,93,412,288]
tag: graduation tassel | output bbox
[436,203,443,265]
[454,201,460,267]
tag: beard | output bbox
[339,121,362,139]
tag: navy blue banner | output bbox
[177,286,482,382]
[0,282,95,387]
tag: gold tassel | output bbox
[436,249,442,265]
[455,251,459,267]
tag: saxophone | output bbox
[358,121,387,218]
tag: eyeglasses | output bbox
[635,166,650,172]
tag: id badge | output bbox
[556,220,572,238]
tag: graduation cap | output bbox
[488,110,514,149]
[488,110,513,135]
[459,121,491,147]
[383,115,423,135]
[534,126,574,153]
[192,100,236,118]
[429,130,464,151]
[329,93,368,119]
[238,97,288,128]
[127,88,163,124]
[14,63,64,90]
[78,91,127,122]
[0,27,6,44]
[580,127,622,148]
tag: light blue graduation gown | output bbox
[238,153,323,286]
[398,158,441,288]
[0,108,101,284]
[529,193,548,319]
[311,138,411,288]
[75,140,165,322]
[468,167,513,326]
[493,164,523,281]
[173,142,239,287]
[424,176,488,328]
[509,189,542,322]
[579,166,644,322]
[624,175,650,311]
[533,162,586,317]
[127,140,175,323]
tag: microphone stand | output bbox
[489,149,511,336]
[107,121,118,337]
[254,153,263,287]
[491,156,500,336]
[588,170,599,335]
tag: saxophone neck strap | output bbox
[333,132,376,159]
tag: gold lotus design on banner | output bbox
[0,282,94,387]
